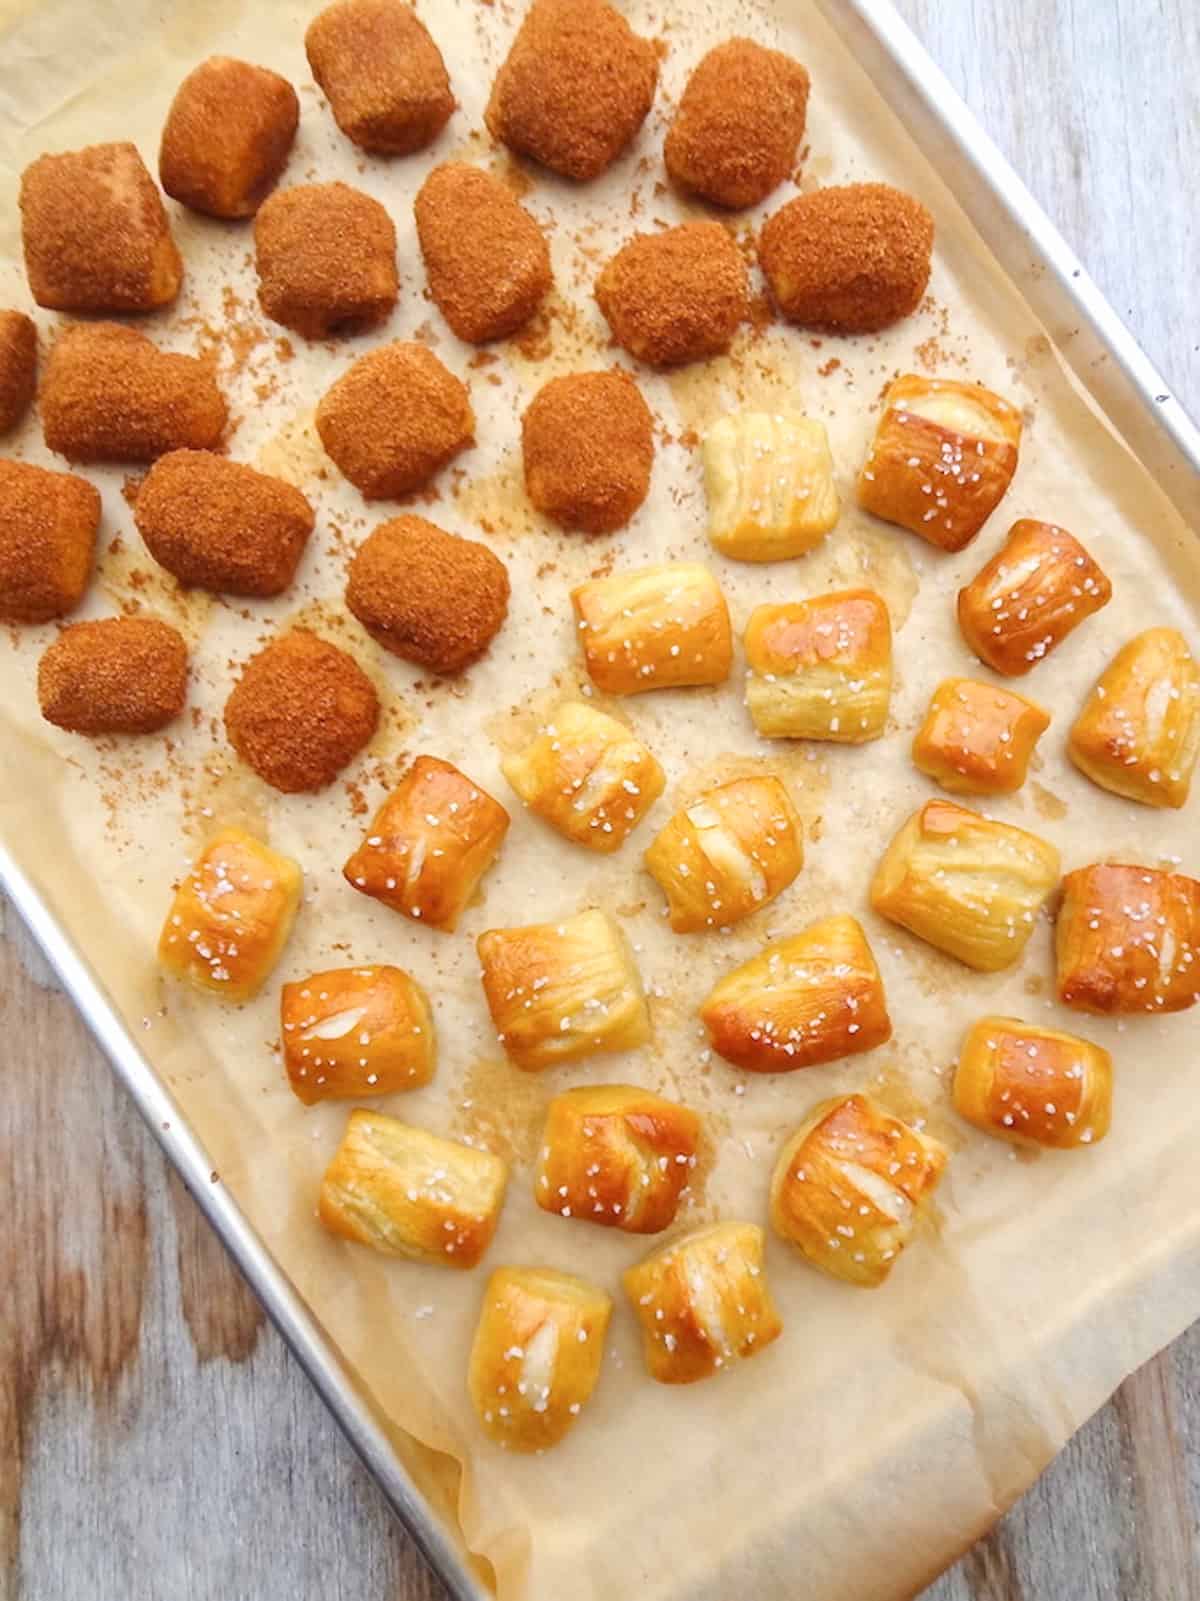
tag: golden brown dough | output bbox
[158,828,302,1002]
[1056,862,1200,1015]
[743,589,892,741]
[0,311,36,435]
[770,1094,947,1286]
[953,1016,1112,1149]
[485,0,657,181]
[0,459,99,624]
[415,163,552,344]
[858,374,1022,552]
[623,1221,781,1384]
[664,39,809,209]
[522,370,654,534]
[281,965,435,1104]
[37,617,187,735]
[477,909,650,1070]
[1068,628,1200,809]
[595,221,749,367]
[534,1084,700,1232]
[343,755,509,931]
[703,410,839,561]
[871,799,1060,972]
[305,0,454,155]
[254,182,398,339]
[159,56,299,217]
[318,1110,508,1268]
[20,142,182,312]
[912,677,1050,795]
[643,775,803,933]
[468,1267,611,1451]
[500,701,665,853]
[572,562,732,695]
[700,914,891,1072]
[957,518,1112,675]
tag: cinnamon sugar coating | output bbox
[346,515,509,673]
[596,221,748,367]
[414,163,551,343]
[159,56,299,218]
[0,312,36,435]
[20,142,182,313]
[522,370,654,533]
[254,182,399,340]
[38,617,187,735]
[225,629,379,793]
[0,459,100,624]
[305,0,454,155]
[664,39,809,209]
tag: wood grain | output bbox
[3,3,1199,1599]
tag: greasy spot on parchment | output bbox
[452,1056,552,1166]
[1030,781,1068,821]
[256,408,330,492]
[829,522,920,629]
[667,329,803,436]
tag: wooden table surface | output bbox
[3,2,1198,1598]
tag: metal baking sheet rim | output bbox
[5,3,1198,1599]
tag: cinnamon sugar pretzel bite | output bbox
[857,375,1022,552]
[343,756,509,932]
[501,701,664,853]
[871,800,1060,971]
[477,909,650,1070]
[534,1084,700,1233]
[769,1093,947,1287]
[571,562,733,695]
[703,410,839,561]
[700,914,891,1072]
[957,519,1112,675]
[744,589,892,742]
[912,677,1050,795]
[953,1016,1112,1149]
[1068,628,1200,809]
[1056,863,1200,1015]
[281,965,435,1104]
[643,774,803,932]
[319,1111,507,1268]
[623,1222,781,1384]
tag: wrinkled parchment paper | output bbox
[3,0,1200,1596]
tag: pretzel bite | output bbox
[20,142,181,313]
[912,677,1049,796]
[37,617,187,735]
[534,1084,700,1232]
[957,519,1112,675]
[319,1111,507,1268]
[857,374,1021,552]
[744,589,892,742]
[345,515,509,673]
[572,562,732,695]
[159,56,299,218]
[41,323,226,464]
[1056,862,1200,1015]
[158,827,302,1002]
[759,183,933,334]
[0,312,36,435]
[0,459,99,623]
[595,221,749,368]
[254,183,398,341]
[703,410,838,562]
[469,1267,611,1451]
[485,0,657,181]
[281,965,435,1103]
[522,370,654,534]
[664,39,809,209]
[316,341,473,499]
[477,909,650,1070]
[500,700,665,854]
[343,756,509,931]
[643,775,803,933]
[415,163,552,344]
[700,914,891,1072]
[305,0,454,155]
[134,451,314,597]
[1068,628,1200,809]
[623,1221,781,1384]
[224,629,379,793]
[770,1094,947,1287]
[871,799,1060,972]
[953,1016,1112,1149]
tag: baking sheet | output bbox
[2,1,1200,1599]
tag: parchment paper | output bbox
[2,0,1200,1596]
